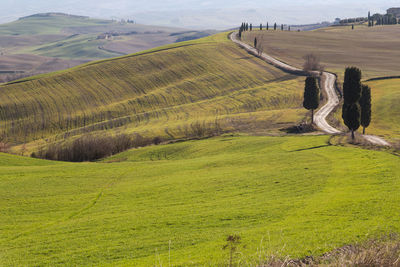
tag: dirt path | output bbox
[230,32,390,146]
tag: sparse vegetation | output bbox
[303,53,324,72]
[263,236,400,266]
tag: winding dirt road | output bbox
[230,32,390,146]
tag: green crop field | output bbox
[0,32,306,154]
[1,135,399,265]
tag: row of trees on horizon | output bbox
[340,11,399,26]
[238,22,292,38]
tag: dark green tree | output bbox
[303,76,320,123]
[260,23,262,30]
[281,24,284,30]
[360,84,371,134]
[342,67,362,139]
[254,37,257,48]
[267,22,269,30]
[274,23,277,30]
[343,103,361,139]
[352,24,354,30]
[343,67,362,105]
[250,23,252,31]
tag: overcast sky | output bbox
[1,0,399,29]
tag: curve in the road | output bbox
[230,32,390,146]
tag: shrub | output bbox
[35,133,155,162]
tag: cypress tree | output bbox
[254,37,257,48]
[281,24,284,31]
[352,24,354,30]
[260,23,262,30]
[303,76,320,123]
[342,67,362,139]
[250,23,252,31]
[343,103,361,139]
[267,22,269,30]
[360,84,371,134]
[274,23,277,30]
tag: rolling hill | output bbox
[1,135,399,265]
[0,32,306,155]
[0,13,214,82]
[0,16,400,267]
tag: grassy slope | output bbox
[0,33,306,152]
[0,135,399,265]
[363,78,400,142]
[242,25,400,142]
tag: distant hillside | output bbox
[19,12,89,20]
[0,13,215,83]
[0,33,305,155]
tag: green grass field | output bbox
[1,135,399,265]
[0,32,306,154]
[362,78,400,142]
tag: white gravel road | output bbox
[230,32,390,146]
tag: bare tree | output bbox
[303,53,324,72]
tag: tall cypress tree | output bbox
[342,67,362,139]
[274,23,277,30]
[281,24,284,31]
[250,23,252,31]
[360,84,371,134]
[267,22,269,30]
[303,76,320,124]
[254,37,257,48]
[260,23,262,30]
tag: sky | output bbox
[0,0,399,29]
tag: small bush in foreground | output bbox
[262,236,400,266]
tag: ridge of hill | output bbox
[0,33,306,155]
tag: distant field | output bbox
[242,25,400,80]
[1,135,399,265]
[0,32,306,154]
[0,13,214,82]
